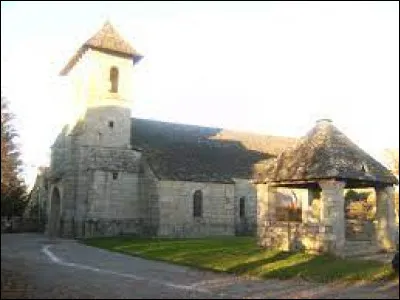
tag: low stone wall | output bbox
[47,218,155,238]
[50,218,235,239]
[158,221,235,238]
[258,220,336,254]
[1,217,44,233]
[345,219,375,241]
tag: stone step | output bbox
[343,248,380,257]
[343,241,380,257]
[344,241,375,247]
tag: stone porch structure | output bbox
[257,119,399,257]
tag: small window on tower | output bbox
[108,121,114,128]
[109,67,119,93]
[112,172,118,180]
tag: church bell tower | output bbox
[59,21,143,148]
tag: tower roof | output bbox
[60,21,143,75]
[265,119,398,187]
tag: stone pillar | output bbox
[301,189,310,224]
[319,180,346,256]
[257,183,277,247]
[375,185,397,251]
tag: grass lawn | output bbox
[82,236,397,283]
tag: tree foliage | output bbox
[384,148,399,176]
[383,148,399,217]
[345,189,375,220]
[1,94,27,216]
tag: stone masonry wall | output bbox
[65,48,134,135]
[80,106,132,149]
[138,161,160,236]
[233,179,257,235]
[72,146,143,238]
[47,129,75,237]
[157,181,235,237]
[258,220,330,253]
[86,170,140,219]
[50,128,72,180]
[48,129,145,238]
[257,183,339,254]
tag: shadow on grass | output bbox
[116,245,250,259]
[227,251,294,274]
[226,250,397,283]
[80,237,398,284]
[260,254,395,283]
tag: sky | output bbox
[1,1,399,188]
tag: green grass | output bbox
[82,236,397,283]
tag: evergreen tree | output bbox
[1,94,27,217]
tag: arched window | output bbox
[193,190,203,217]
[239,197,245,218]
[109,66,119,93]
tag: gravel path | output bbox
[1,233,398,299]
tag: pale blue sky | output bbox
[1,1,399,188]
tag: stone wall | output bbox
[233,179,257,235]
[47,127,144,238]
[65,48,134,134]
[257,183,342,255]
[345,219,375,241]
[62,146,143,238]
[48,132,158,238]
[157,180,235,237]
[47,128,74,237]
[86,170,140,219]
[59,218,144,238]
[50,128,73,179]
[79,106,132,149]
[1,217,44,233]
[138,161,160,236]
[258,220,331,253]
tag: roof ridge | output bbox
[131,117,297,140]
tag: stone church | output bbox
[29,21,398,256]
[31,21,293,238]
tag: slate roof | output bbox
[265,119,398,186]
[60,21,142,76]
[131,118,296,183]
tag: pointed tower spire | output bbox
[60,21,143,75]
